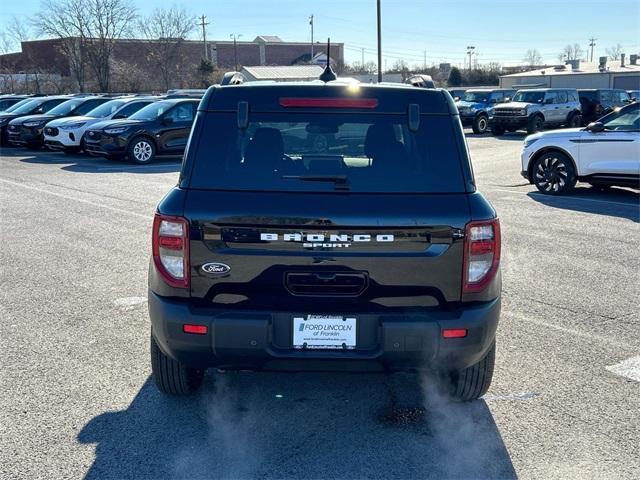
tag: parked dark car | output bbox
[578,89,632,124]
[148,80,502,401]
[7,96,109,148]
[83,98,199,163]
[0,96,70,146]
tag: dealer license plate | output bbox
[292,315,356,349]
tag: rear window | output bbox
[188,112,466,193]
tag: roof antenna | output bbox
[319,37,337,82]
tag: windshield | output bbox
[86,100,127,118]
[462,91,490,102]
[8,99,42,114]
[48,99,85,115]
[188,112,466,194]
[3,98,28,112]
[512,91,545,103]
[129,101,169,121]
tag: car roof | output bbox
[156,97,200,105]
[202,82,456,115]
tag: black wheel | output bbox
[568,113,582,128]
[151,332,205,395]
[438,342,496,401]
[472,115,489,134]
[526,115,544,134]
[490,124,506,136]
[127,136,156,164]
[531,151,576,195]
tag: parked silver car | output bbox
[490,88,582,135]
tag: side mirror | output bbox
[161,116,174,125]
[586,121,605,132]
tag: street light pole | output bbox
[230,34,242,71]
[309,14,314,60]
[377,0,382,82]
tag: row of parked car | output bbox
[449,87,637,135]
[0,91,204,163]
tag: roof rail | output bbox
[406,74,435,88]
[220,71,246,86]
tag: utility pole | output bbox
[199,15,210,60]
[589,37,597,62]
[361,48,365,68]
[309,15,314,60]
[466,45,475,72]
[377,0,382,82]
[230,34,242,71]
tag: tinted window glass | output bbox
[489,92,504,102]
[556,91,568,103]
[116,101,151,118]
[164,103,195,122]
[462,91,490,102]
[3,98,32,113]
[600,90,613,103]
[188,113,466,194]
[86,99,127,118]
[0,99,19,111]
[129,101,172,121]
[40,99,68,113]
[513,91,545,103]
[616,91,630,103]
[10,99,43,114]
[74,99,105,115]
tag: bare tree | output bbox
[83,0,137,91]
[605,44,623,60]
[6,17,44,93]
[558,44,584,62]
[139,7,195,91]
[35,0,88,91]
[523,49,543,67]
[34,0,137,92]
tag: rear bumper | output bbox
[148,291,501,372]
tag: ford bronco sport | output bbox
[490,88,582,135]
[148,78,502,401]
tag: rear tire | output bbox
[438,342,496,402]
[490,124,506,136]
[526,115,543,134]
[472,114,489,134]
[151,332,205,395]
[568,113,582,128]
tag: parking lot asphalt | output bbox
[1,133,638,480]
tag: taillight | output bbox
[152,214,189,288]
[462,219,501,293]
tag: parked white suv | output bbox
[520,102,639,194]
[43,96,159,153]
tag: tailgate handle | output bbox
[285,272,368,297]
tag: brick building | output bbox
[0,36,344,91]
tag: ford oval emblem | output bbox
[201,262,231,275]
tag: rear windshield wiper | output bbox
[281,175,350,190]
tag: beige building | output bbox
[499,56,640,90]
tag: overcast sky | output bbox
[2,0,639,67]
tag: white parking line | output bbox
[0,177,149,219]
[606,356,640,383]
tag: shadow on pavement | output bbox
[78,373,515,480]
[527,186,640,222]
[6,148,181,173]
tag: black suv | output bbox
[83,98,199,163]
[0,94,33,112]
[0,96,69,146]
[578,89,632,125]
[7,96,109,148]
[148,80,502,401]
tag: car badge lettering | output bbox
[201,262,231,275]
[259,233,394,248]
